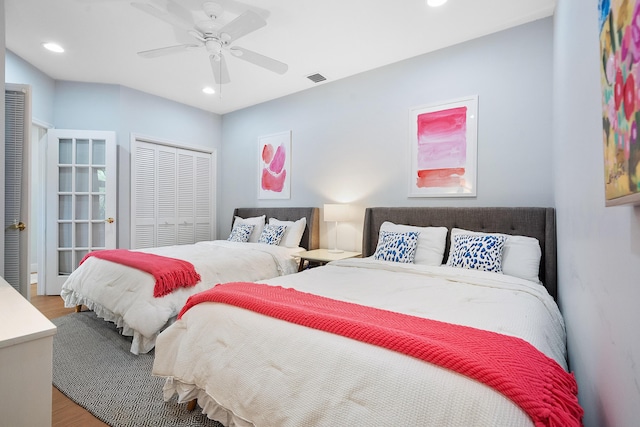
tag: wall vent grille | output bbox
[306,73,327,83]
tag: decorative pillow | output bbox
[227,224,254,243]
[232,215,266,243]
[378,222,448,266]
[373,231,419,263]
[450,228,542,282]
[446,234,507,273]
[269,217,307,248]
[258,224,287,245]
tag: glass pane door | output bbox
[46,130,116,295]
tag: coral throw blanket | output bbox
[179,282,583,427]
[80,249,201,297]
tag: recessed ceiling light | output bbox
[42,42,64,53]
[202,87,216,95]
[427,0,448,7]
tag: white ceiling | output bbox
[5,0,556,115]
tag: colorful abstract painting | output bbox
[258,131,291,199]
[599,0,640,205]
[409,96,478,197]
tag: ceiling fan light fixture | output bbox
[42,42,64,53]
[205,39,223,54]
[202,86,216,95]
[427,0,448,7]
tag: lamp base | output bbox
[327,248,344,254]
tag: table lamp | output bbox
[324,203,350,253]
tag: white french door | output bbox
[44,130,117,295]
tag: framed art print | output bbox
[258,131,291,199]
[408,95,478,197]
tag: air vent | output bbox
[306,73,327,83]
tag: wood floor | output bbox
[30,283,110,427]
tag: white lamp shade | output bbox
[324,204,350,222]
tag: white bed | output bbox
[151,207,582,426]
[60,207,319,354]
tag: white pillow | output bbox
[379,221,448,266]
[449,228,542,283]
[232,215,266,243]
[269,217,307,248]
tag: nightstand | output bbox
[297,249,362,272]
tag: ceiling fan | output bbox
[131,0,288,84]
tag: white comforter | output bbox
[61,241,300,354]
[152,258,568,427]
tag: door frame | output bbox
[32,120,53,296]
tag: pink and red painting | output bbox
[598,0,640,206]
[259,131,291,199]
[409,96,478,197]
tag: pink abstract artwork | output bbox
[416,106,467,188]
[409,96,477,197]
[261,143,287,192]
[259,131,291,199]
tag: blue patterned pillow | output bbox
[258,224,286,245]
[228,224,254,243]
[446,234,507,272]
[373,231,419,263]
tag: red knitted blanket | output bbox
[80,249,201,297]
[179,282,583,427]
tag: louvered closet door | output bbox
[4,87,30,296]
[132,142,156,248]
[177,150,194,245]
[194,151,214,241]
[177,149,215,244]
[131,139,215,249]
[157,146,177,246]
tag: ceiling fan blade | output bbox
[229,47,288,75]
[138,44,198,58]
[210,54,231,84]
[131,0,193,31]
[218,10,266,42]
[214,0,271,20]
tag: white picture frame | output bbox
[408,95,478,197]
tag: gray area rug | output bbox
[52,311,223,427]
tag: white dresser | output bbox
[0,277,57,427]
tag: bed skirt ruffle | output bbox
[161,377,254,427]
[61,289,159,354]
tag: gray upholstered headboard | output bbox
[362,207,557,300]
[232,207,320,251]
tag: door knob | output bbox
[105,217,115,224]
[9,221,26,231]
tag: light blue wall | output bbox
[553,1,640,426]
[4,54,222,250]
[5,50,55,125]
[53,81,222,248]
[221,18,555,249]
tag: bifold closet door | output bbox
[131,139,215,250]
